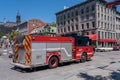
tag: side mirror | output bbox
[89,39,92,46]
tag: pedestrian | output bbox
[5,41,8,49]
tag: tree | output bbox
[51,22,56,27]
[0,31,4,39]
[9,30,19,40]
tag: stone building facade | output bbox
[0,12,21,34]
[56,0,120,47]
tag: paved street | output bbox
[0,48,120,80]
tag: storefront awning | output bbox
[85,34,97,41]
[99,39,117,42]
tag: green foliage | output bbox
[0,31,4,39]
[9,30,19,40]
[51,22,56,27]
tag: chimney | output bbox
[64,6,68,9]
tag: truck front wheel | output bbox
[80,53,87,63]
[48,56,58,69]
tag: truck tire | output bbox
[80,53,87,63]
[48,56,58,69]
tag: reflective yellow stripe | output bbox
[24,36,31,65]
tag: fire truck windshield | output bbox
[75,36,92,46]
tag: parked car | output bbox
[95,47,113,52]
[113,44,120,50]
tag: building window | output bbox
[101,14,103,20]
[64,15,66,20]
[60,16,62,21]
[92,13,95,18]
[61,28,63,33]
[92,22,95,28]
[108,16,109,21]
[108,24,109,29]
[86,7,89,13]
[91,5,95,11]
[98,21,100,27]
[81,16,84,21]
[98,5,99,11]
[98,31,100,39]
[111,33,112,39]
[87,32,89,35]
[71,18,74,23]
[98,13,100,18]
[75,10,78,16]
[64,27,66,32]
[76,17,78,22]
[104,8,106,13]
[82,31,84,35]
[92,31,95,34]
[42,30,44,32]
[101,6,103,12]
[111,17,112,21]
[58,29,60,33]
[72,26,74,31]
[108,32,110,39]
[67,13,70,18]
[104,15,106,20]
[52,30,54,32]
[105,32,107,38]
[101,22,103,28]
[40,30,41,33]
[81,9,84,14]
[86,15,89,20]
[116,25,117,30]
[60,22,63,26]
[76,24,78,30]
[57,23,59,27]
[68,20,70,24]
[64,21,66,25]
[87,23,89,29]
[68,26,70,31]
[82,24,84,29]
[105,23,106,29]
[71,12,74,17]
[102,32,104,38]
[111,24,112,30]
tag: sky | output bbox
[0,0,119,23]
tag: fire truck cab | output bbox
[11,35,94,69]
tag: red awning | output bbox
[99,39,117,42]
[85,34,97,41]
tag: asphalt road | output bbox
[0,48,120,80]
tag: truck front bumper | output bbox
[10,62,31,68]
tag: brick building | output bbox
[17,19,46,35]
[56,0,120,47]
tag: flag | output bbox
[106,0,120,8]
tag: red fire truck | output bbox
[11,35,94,69]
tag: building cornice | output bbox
[56,0,108,15]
